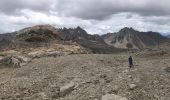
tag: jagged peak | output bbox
[75,26,86,32]
[119,27,136,33]
[76,26,82,29]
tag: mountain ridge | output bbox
[0,25,169,52]
[0,25,124,53]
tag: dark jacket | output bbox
[128,56,133,65]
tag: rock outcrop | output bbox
[1,56,21,68]
[15,25,60,42]
[0,56,31,67]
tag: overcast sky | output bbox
[0,0,170,35]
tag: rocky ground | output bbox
[0,51,170,100]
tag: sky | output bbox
[0,0,170,35]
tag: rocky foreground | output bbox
[0,52,170,100]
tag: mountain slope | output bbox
[0,25,124,53]
[102,27,169,49]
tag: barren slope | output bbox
[0,53,169,100]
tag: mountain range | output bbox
[0,25,169,53]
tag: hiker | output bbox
[128,56,133,68]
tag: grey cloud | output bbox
[143,16,170,25]
[0,0,170,34]
[1,0,170,20]
[0,0,53,15]
[53,0,170,20]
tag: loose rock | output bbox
[102,94,128,100]
[1,56,21,68]
[46,51,64,57]
[59,82,75,97]
[129,84,137,90]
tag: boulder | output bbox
[59,82,75,97]
[28,50,45,58]
[1,56,21,68]
[15,56,31,62]
[102,94,128,100]
[46,51,64,57]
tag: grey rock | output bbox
[102,94,128,100]
[59,82,75,97]
[46,51,64,57]
[28,50,45,58]
[129,84,137,90]
[2,56,21,68]
[15,56,31,62]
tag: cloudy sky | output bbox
[0,0,170,35]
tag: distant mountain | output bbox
[1,26,169,51]
[102,27,169,49]
[58,26,105,43]
[60,26,126,53]
[0,25,124,53]
[58,26,117,53]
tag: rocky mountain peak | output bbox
[76,26,82,30]
[102,27,169,49]
[118,27,137,36]
[15,24,60,42]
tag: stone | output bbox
[2,56,21,68]
[129,84,137,90]
[28,50,45,58]
[0,56,3,60]
[100,74,107,79]
[93,79,100,84]
[46,51,64,57]
[46,49,55,52]
[59,82,75,97]
[102,94,128,100]
[15,56,31,62]
[0,56,4,64]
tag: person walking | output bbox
[128,56,133,68]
